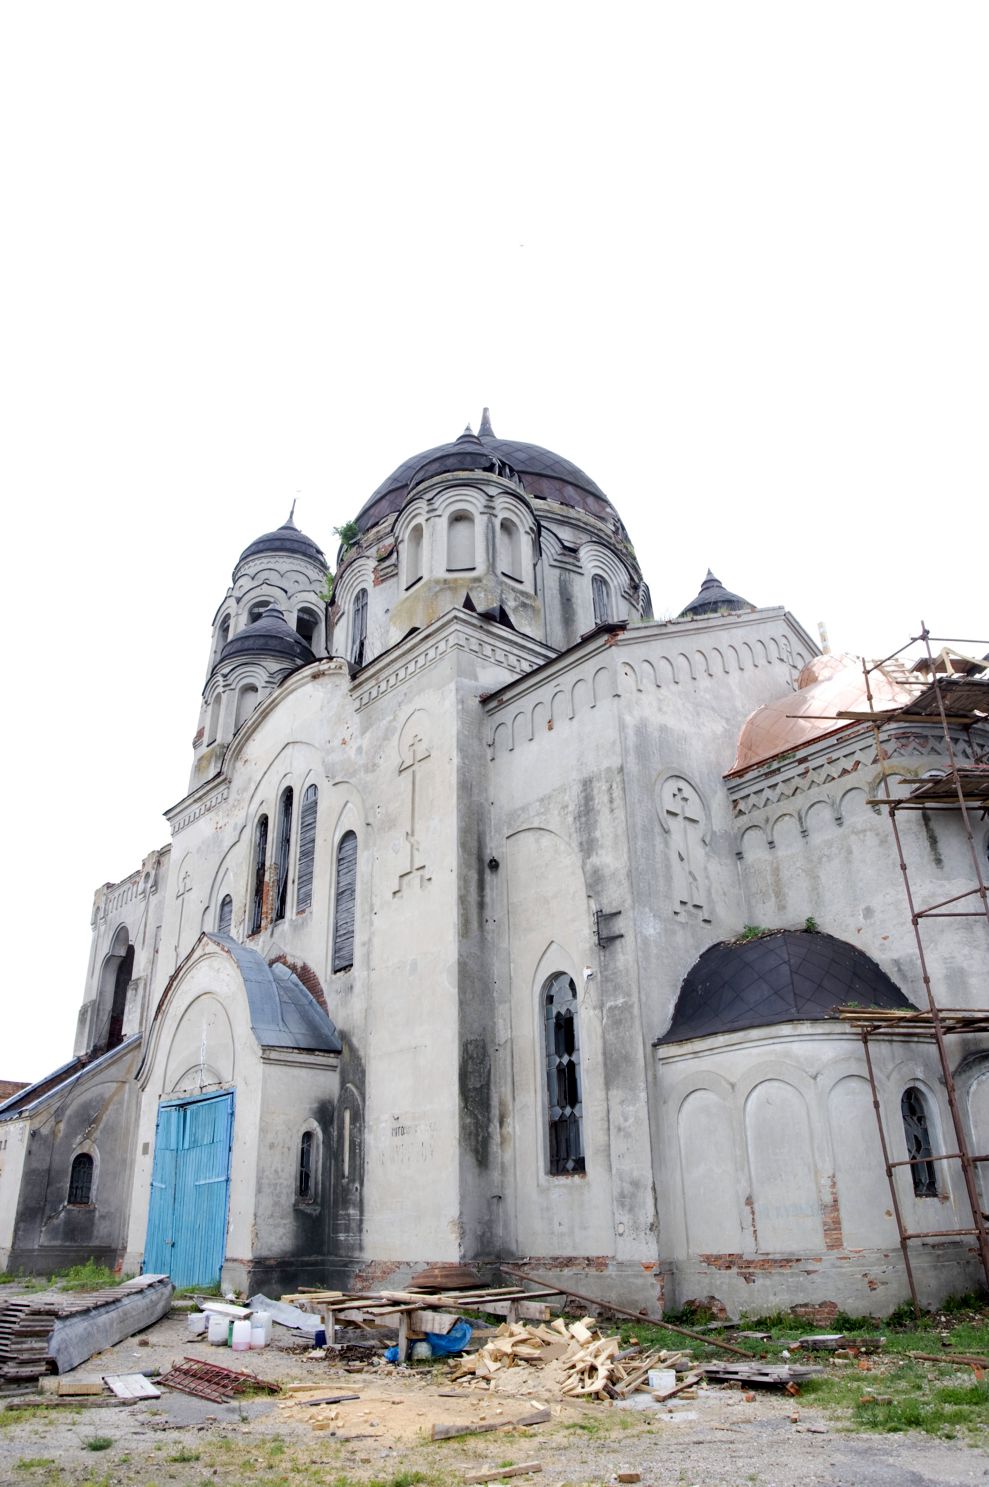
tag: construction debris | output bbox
[431,1404,551,1440]
[699,1362,824,1391]
[158,1356,281,1404]
[0,1274,174,1385]
[462,1463,542,1483]
[103,1373,162,1400]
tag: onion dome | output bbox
[235,513,327,573]
[679,570,753,618]
[356,409,625,535]
[218,605,316,669]
[729,654,916,774]
[657,930,912,1044]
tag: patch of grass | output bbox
[0,1273,49,1292]
[0,1409,38,1430]
[58,1261,122,1292]
[366,1474,427,1487]
[14,1460,56,1471]
[168,1447,200,1462]
[82,1435,114,1452]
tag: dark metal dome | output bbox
[236,515,327,572]
[679,569,753,618]
[218,605,316,669]
[355,410,625,535]
[656,930,912,1045]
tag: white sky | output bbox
[1,3,985,1082]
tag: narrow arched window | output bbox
[446,511,475,571]
[214,614,231,666]
[499,517,522,581]
[250,814,268,935]
[107,944,134,1051]
[235,683,258,731]
[248,599,271,623]
[217,894,233,936]
[332,831,358,972]
[296,607,320,651]
[68,1152,94,1206]
[351,589,368,667]
[544,974,585,1174]
[206,694,221,745]
[298,1130,314,1201]
[592,574,612,625]
[296,784,318,913]
[901,1087,938,1196]
[406,523,424,587]
[274,787,294,922]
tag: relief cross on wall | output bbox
[394,726,432,896]
[660,777,712,924]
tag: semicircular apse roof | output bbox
[656,930,912,1045]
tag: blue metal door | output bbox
[144,1091,235,1287]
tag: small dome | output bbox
[679,570,753,618]
[356,411,625,535]
[657,930,912,1044]
[218,605,316,669]
[730,655,916,773]
[236,515,327,573]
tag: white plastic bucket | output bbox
[253,1311,272,1344]
[649,1368,677,1394]
[207,1314,229,1345]
[249,1326,267,1350]
[231,1320,251,1351]
[187,1313,207,1337]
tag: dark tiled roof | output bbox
[356,418,624,535]
[679,569,753,617]
[208,936,342,1053]
[236,516,327,572]
[656,930,912,1044]
[217,605,315,669]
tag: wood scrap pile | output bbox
[450,1315,691,1401]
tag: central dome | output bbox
[355,410,625,536]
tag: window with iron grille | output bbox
[296,785,318,913]
[592,574,612,625]
[901,1086,938,1196]
[332,831,358,971]
[298,1130,314,1201]
[544,973,585,1174]
[351,589,368,667]
[250,815,268,935]
[217,894,233,936]
[274,787,294,922]
[68,1152,94,1205]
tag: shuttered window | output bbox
[274,787,293,923]
[68,1152,94,1205]
[296,785,318,913]
[298,1131,314,1201]
[351,589,368,667]
[332,831,358,971]
[592,574,612,625]
[250,815,268,935]
[217,894,233,936]
[544,974,585,1175]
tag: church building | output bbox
[1,411,987,1318]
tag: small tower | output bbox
[192,514,328,787]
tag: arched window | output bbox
[901,1087,938,1196]
[68,1152,94,1206]
[332,831,358,972]
[499,517,522,581]
[106,944,134,1051]
[406,523,424,588]
[274,787,294,923]
[217,894,233,936]
[248,599,271,623]
[296,784,318,913]
[544,973,585,1174]
[250,814,268,935]
[592,574,612,625]
[296,607,320,651]
[351,589,368,667]
[206,694,222,745]
[298,1130,314,1201]
[214,614,231,666]
[235,683,258,732]
[446,511,475,571]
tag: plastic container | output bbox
[252,1311,272,1344]
[231,1320,251,1351]
[207,1314,229,1345]
[410,1341,433,1362]
[648,1368,677,1395]
[249,1325,267,1350]
[187,1313,207,1337]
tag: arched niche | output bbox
[164,992,236,1094]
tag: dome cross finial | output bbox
[479,407,495,437]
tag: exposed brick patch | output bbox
[822,1174,844,1252]
[792,1300,839,1326]
[683,1295,730,1320]
[519,1255,611,1273]
[699,1253,809,1273]
[349,1258,405,1291]
[268,954,329,1015]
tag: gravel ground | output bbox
[1,1311,987,1486]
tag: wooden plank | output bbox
[297,1393,361,1407]
[103,1373,162,1400]
[431,1407,551,1441]
[56,1379,105,1397]
[477,1301,552,1322]
[463,1463,543,1483]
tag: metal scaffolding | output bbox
[838,626,989,1310]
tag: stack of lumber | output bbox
[450,1315,691,1401]
[0,1276,173,1386]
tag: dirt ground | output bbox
[1,1310,988,1487]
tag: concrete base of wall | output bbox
[667,1244,986,1319]
[4,1245,123,1279]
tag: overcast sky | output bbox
[1,3,985,1081]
